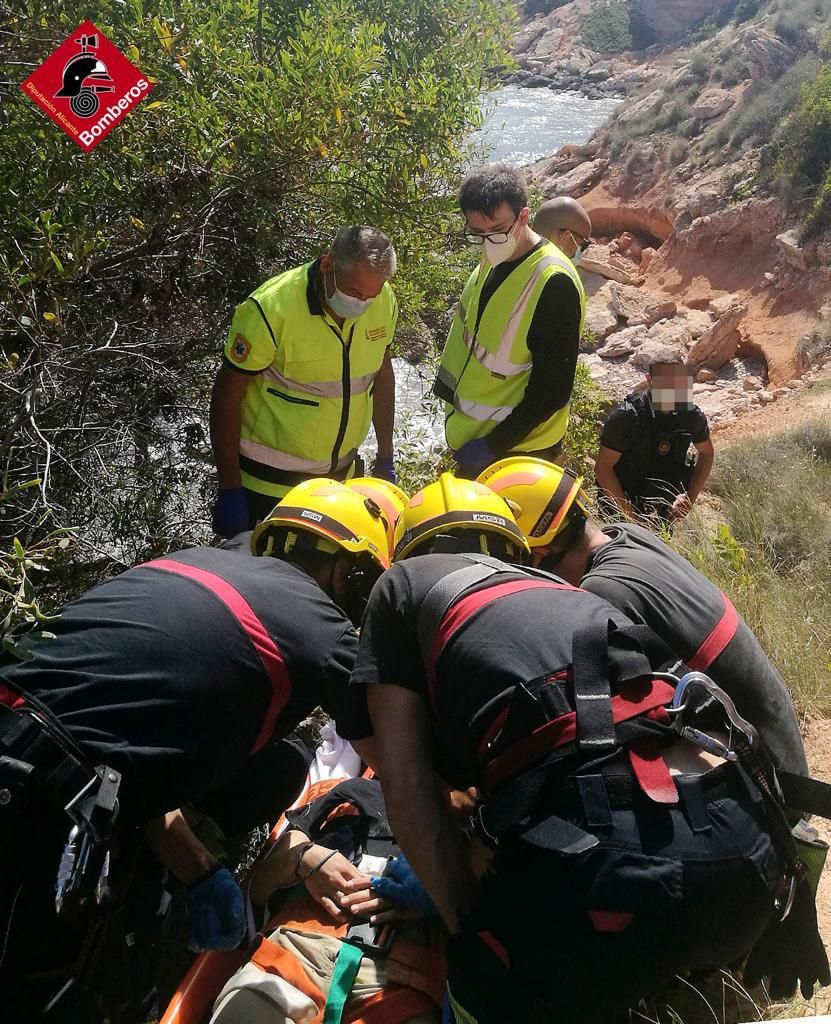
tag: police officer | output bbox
[351,475,819,1024]
[595,360,714,527]
[210,226,399,537]
[0,480,388,1022]
[434,165,586,479]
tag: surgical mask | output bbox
[483,221,520,267]
[327,266,375,319]
[570,248,584,267]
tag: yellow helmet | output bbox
[477,458,590,548]
[393,472,529,562]
[251,478,390,570]
[346,477,409,556]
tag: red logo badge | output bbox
[20,20,153,152]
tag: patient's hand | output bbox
[301,847,372,923]
[339,878,426,925]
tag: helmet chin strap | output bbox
[335,555,383,627]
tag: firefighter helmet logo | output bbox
[54,33,115,118]
[657,440,672,456]
[20,20,153,152]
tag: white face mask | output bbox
[327,265,375,319]
[483,220,520,267]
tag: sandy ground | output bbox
[713,376,831,444]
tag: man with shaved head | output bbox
[434,167,589,478]
[533,196,593,266]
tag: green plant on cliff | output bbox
[0,0,514,603]
[771,60,831,234]
[580,0,633,54]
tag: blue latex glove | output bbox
[370,855,436,915]
[371,456,398,484]
[453,438,494,479]
[212,487,249,538]
[186,866,245,952]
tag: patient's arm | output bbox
[251,828,370,921]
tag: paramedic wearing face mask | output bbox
[210,226,399,537]
[595,360,715,527]
[434,165,586,479]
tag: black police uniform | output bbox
[0,546,368,1021]
[351,554,781,1024]
[581,523,808,779]
[599,389,710,518]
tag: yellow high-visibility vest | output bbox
[435,242,585,452]
[224,260,397,497]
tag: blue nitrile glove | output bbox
[371,456,398,485]
[370,855,437,915]
[453,438,494,479]
[186,865,245,952]
[212,487,249,538]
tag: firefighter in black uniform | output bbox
[350,473,828,1024]
[595,360,714,527]
[0,479,387,1023]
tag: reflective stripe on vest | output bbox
[687,592,740,671]
[263,364,378,399]
[239,438,358,475]
[140,559,291,754]
[462,253,570,379]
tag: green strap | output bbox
[322,940,364,1024]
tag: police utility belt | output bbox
[0,678,121,917]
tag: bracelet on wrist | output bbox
[300,847,339,882]
[293,840,316,880]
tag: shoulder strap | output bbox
[416,555,507,666]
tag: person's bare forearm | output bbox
[372,353,395,460]
[144,809,217,885]
[687,447,714,503]
[596,464,635,518]
[210,366,245,489]
[383,769,476,934]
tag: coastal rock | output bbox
[740,27,796,81]
[584,283,619,340]
[513,18,548,54]
[742,375,763,391]
[579,245,639,285]
[608,283,676,326]
[689,302,747,369]
[532,26,565,57]
[691,87,734,121]
[630,318,692,369]
[696,368,716,383]
[544,159,608,198]
[639,247,657,272]
[776,230,809,272]
[598,324,649,359]
[758,390,776,404]
[679,308,715,339]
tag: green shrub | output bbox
[727,56,821,148]
[0,0,514,597]
[580,0,633,54]
[561,361,605,479]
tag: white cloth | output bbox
[308,721,361,784]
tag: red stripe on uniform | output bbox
[687,592,740,671]
[483,680,676,792]
[427,579,582,710]
[141,559,291,754]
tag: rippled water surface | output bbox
[471,84,621,166]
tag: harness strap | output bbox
[417,560,502,667]
[571,620,616,752]
[140,559,292,754]
[324,942,364,1024]
[688,592,740,671]
[778,771,831,820]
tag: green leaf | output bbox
[49,251,64,274]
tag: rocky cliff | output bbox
[629,0,730,42]
[511,0,831,424]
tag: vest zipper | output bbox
[325,321,355,475]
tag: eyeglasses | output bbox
[563,230,592,253]
[462,216,519,246]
